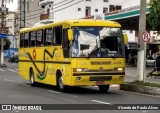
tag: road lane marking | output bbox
[7,69,18,73]
[48,90,61,94]
[22,84,30,87]
[91,100,112,105]
[0,69,5,71]
[4,79,12,82]
[93,85,119,88]
[111,85,119,87]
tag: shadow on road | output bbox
[25,83,118,95]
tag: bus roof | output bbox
[19,19,121,33]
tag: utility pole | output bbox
[19,0,26,28]
[137,0,147,82]
[0,0,8,66]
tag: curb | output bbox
[0,64,7,68]
[120,83,160,96]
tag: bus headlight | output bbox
[114,68,124,71]
[73,68,88,72]
[117,68,124,71]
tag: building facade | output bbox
[18,0,44,27]
[39,0,127,22]
[6,12,18,48]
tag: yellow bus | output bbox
[18,19,128,92]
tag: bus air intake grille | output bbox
[89,76,112,81]
[91,61,111,65]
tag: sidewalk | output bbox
[125,66,160,84]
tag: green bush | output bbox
[130,80,160,88]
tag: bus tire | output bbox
[57,72,66,92]
[98,85,109,93]
[30,69,36,86]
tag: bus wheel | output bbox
[98,85,109,93]
[30,69,36,86]
[57,73,66,91]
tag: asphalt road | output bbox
[0,62,160,113]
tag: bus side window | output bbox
[36,30,43,47]
[44,28,53,46]
[62,28,69,58]
[29,31,36,47]
[55,26,62,45]
[24,33,29,48]
[20,33,24,48]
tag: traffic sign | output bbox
[0,33,8,39]
[142,31,151,42]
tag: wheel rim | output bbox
[59,76,64,89]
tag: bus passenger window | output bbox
[36,30,43,46]
[62,29,69,58]
[29,31,36,47]
[24,33,29,48]
[55,26,62,45]
[45,28,53,46]
[20,33,24,48]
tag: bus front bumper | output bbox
[71,73,125,86]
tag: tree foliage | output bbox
[147,0,160,33]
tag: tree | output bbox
[0,39,11,50]
[147,0,160,33]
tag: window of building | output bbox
[29,31,36,47]
[47,8,50,15]
[95,9,98,12]
[85,7,91,17]
[116,5,122,10]
[130,30,133,33]
[45,28,54,46]
[103,7,108,13]
[20,33,24,48]
[8,19,12,21]
[36,30,43,46]
[109,5,115,12]
[78,8,81,11]
[55,26,62,45]
[109,5,122,12]
[104,0,109,2]
[24,33,29,47]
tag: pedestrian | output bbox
[147,55,160,77]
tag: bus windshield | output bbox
[71,27,125,58]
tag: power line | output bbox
[22,0,84,21]
[53,0,77,10]
[24,0,79,18]
[17,0,69,14]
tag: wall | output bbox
[49,0,124,22]
[25,0,44,27]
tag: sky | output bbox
[6,0,18,11]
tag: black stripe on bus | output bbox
[73,72,125,76]
[18,60,71,64]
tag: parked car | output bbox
[8,55,18,63]
[146,56,155,67]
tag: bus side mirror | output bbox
[68,29,73,41]
[123,33,128,45]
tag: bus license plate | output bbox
[96,81,105,85]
